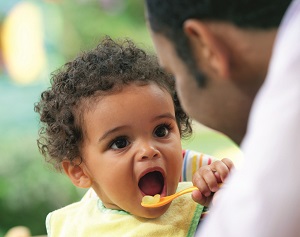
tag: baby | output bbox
[35,37,233,236]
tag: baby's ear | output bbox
[62,159,92,188]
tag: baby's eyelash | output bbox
[161,123,173,130]
[154,123,173,133]
[108,136,128,149]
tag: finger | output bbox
[192,190,213,207]
[199,166,219,193]
[221,158,235,171]
[211,159,233,183]
[192,172,212,197]
[213,171,222,183]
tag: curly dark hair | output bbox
[145,0,292,86]
[34,36,192,171]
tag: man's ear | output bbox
[62,159,92,188]
[183,19,230,79]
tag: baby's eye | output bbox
[154,124,171,138]
[110,137,129,149]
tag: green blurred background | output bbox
[0,0,242,235]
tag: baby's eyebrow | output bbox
[153,113,176,122]
[98,126,127,143]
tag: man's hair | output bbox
[145,0,292,85]
[34,36,192,171]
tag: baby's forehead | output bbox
[74,81,173,118]
[76,82,175,130]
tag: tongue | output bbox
[139,171,164,196]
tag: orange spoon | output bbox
[141,186,198,208]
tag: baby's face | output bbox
[80,83,183,218]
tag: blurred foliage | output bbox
[0,80,86,235]
[49,0,153,61]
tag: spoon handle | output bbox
[170,186,198,198]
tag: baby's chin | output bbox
[132,203,171,219]
[102,199,171,219]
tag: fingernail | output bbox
[211,187,218,192]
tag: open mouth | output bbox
[138,171,164,196]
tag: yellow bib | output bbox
[46,182,203,237]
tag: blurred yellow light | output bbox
[1,1,46,84]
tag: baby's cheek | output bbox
[172,161,183,182]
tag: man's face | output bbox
[150,32,206,121]
[149,31,251,144]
